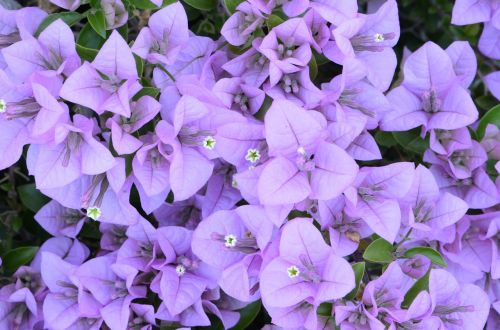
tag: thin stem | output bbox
[156,64,176,82]
[395,228,413,250]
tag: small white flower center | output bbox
[86,206,102,220]
[0,99,6,113]
[297,146,306,155]
[202,136,216,150]
[224,234,237,248]
[175,264,186,276]
[231,178,238,188]
[287,265,300,278]
[374,33,384,42]
[245,148,261,163]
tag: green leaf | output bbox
[476,104,500,140]
[35,12,84,36]
[313,50,329,65]
[402,270,430,308]
[76,44,99,61]
[392,127,429,154]
[309,55,318,81]
[184,2,202,21]
[346,262,365,300]
[317,302,333,316]
[77,23,105,49]
[475,95,498,111]
[133,87,161,101]
[17,184,49,213]
[79,222,101,239]
[196,19,216,36]
[255,96,273,120]
[129,0,158,9]
[375,131,397,148]
[404,246,447,267]
[118,23,128,40]
[11,217,23,232]
[363,238,394,263]
[2,246,39,272]
[230,300,261,330]
[134,54,144,77]
[266,14,284,29]
[183,0,218,11]
[87,9,107,38]
[224,0,243,14]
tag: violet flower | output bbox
[2,19,80,81]
[260,219,355,308]
[60,30,141,117]
[258,18,313,86]
[132,2,189,66]
[344,162,415,243]
[381,42,478,132]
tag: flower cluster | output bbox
[0,0,498,329]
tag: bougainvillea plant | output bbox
[0,0,498,329]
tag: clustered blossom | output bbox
[0,0,498,330]
[451,0,500,100]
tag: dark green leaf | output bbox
[17,184,49,213]
[402,270,430,308]
[317,302,333,316]
[87,9,107,38]
[287,210,311,220]
[266,14,284,30]
[183,0,218,11]
[196,19,216,36]
[224,0,243,14]
[11,217,23,232]
[77,23,105,49]
[475,95,498,111]
[363,238,394,263]
[118,23,128,40]
[76,44,99,61]
[184,2,202,21]
[134,54,144,77]
[79,222,101,239]
[375,131,397,148]
[35,12,84,36]
[133,87,161,101]
[346,262,365,300]
[313,50,329,65]
[255,96,273,120]
[309,55,317,81]
[404,246,447,267]
[468,126,478,141]
[392,127,429,154]
[476,104,500,140]
[230,300,261,330]
[2,246,39,272]
[129,0,157,9]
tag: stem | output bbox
[395,228,413,250]
[156,64,176,82]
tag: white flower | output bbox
[202,136,216,150]
[224,234,237,248]
[0,99,6,113]
[175,265,186,276]
[374,33,385,42]
[297,146,306,155]
[86,206,102,220]
[287,265,300,278]
[245,148,261,163]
